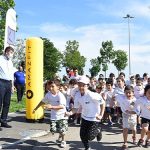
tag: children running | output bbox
[66,75,105,150]
[33,79,68,148]
[115,85,137,150]
[30,73,150,149]
[135,84,150,148]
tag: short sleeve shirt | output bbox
[74,90,104,122]
[116,94,136,114]
[42,91,67,120]
[135,96,150,119]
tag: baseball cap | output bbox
[78,76,90,84]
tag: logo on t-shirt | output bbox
[85,101,90,104]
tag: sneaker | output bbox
[136,124,142,130]
[76,117,81,125]
[85,148,91,150]
[121,144,128,150]
[56,137,62,144]
[144,140,150,148]
[1,123,12,128]
[60,141,66,148]
[132,136,136,144]
[117,117,122,124]
[97,128,102,142]
[137,139,144,147]
[107,121,113,126]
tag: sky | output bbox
[14,0,150,78]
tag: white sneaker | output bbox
[60,141,66,148]
[56,138,62,144]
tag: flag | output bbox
[4,8,17,49]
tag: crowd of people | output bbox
[34,68,150,150]
[0,46,150,150]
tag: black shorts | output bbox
[80,118,100,141]
[105,107,111,114]
[141,117,150,131]
[115,107,122,117]
[105,107,114,114]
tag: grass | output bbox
[9,92,26,112]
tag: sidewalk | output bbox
[0,111,147,150]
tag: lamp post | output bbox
[123,14,134,76]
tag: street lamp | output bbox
[123,14,134,77]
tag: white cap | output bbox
[78,76,90,84]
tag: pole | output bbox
[128,17,131,76]
[123,14,134,77]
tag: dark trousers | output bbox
[80,118,100,149]
[0,79,12,123]
[15,84,25,102]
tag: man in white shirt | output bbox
[0,46,15,130]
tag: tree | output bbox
[63,40,86,75]
[112,50,128,74]
[12,39,25,69]
[98,41,115,77]
[89,58,100,77]
[43,38,63,80]
[0,0,15,54]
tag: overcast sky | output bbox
[15,0,150,78]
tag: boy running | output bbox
[33,79,68,148]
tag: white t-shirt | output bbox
[74,90,104,122]
[42,91,67,120]
[135,96,150,119]
[134,85,144,99]
[115,94,137,114]
[66,87,79,108]
[113,87,125,106]
[69,75,81,81]
[143,80,148,87]
[104,89,114,107]
[113,87,124,95]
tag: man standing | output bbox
[14,65,25,103]
[0,46,15,130]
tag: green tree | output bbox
[112,50,128,74]
[43,38,63,80]
[98,41,115,77]
[12,39,25,69]
[63,40,86,74]
[0,0,15,54]
[89,58,100,77]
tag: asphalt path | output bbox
[0,111,148,150]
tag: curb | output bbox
[0,130,49,149]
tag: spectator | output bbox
[14,65,25,103]
[0,46,15,129]
[70,67,81,81]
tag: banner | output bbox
[4,8,17,49]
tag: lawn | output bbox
[9,92,26,112]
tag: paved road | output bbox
[0,111,148,150]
